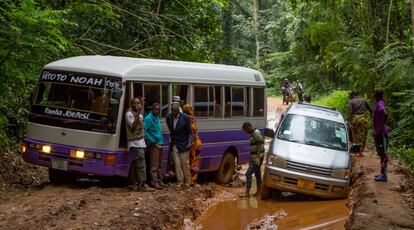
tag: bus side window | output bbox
[224,86,231,117]
[214,86,222,118]
[253,87,265,117]
[194,86,208,117]
[172,84,188,106]
[232,87,244,116]
[143,83,161,117]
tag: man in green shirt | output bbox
[241,122,264,197]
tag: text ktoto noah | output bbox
[41,71,117,88]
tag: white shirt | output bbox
[125,111,146,149]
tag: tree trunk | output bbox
[223,1,233,64]
[385,0,393,45]
[253,0,260,69]
[411,0,414,47]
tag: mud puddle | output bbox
[193,197,348,229]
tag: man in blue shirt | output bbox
[144,103,165,189]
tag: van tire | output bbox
[48,168,69,185]
[260,183,271,200]
[215,153,235,184]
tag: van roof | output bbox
[286,103,345,123]
[43,55,265,86]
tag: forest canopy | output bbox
[0,0,413,148]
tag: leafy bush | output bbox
[390,147,414,175]
[313,90,349,117]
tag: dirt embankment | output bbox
[347,149,414,229]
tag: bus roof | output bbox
[44,55,266,86]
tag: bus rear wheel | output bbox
[215,153,235,184]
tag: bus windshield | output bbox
[277,114,348,151]
[29,70,122,134]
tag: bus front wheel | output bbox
[260,183,271,200]
[215,153,235,184]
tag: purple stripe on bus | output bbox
[23,128,262,178]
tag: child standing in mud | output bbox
[241,122,264,197]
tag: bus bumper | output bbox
[22,139,130,177]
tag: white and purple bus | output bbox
[22,56,266,184]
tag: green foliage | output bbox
[390,147,414,175]
[313,90,349,117]
[0,0,72,147]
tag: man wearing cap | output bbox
[166,102,193,188]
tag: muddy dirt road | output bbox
[1,98,414,229]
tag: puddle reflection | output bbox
[195,197,347,230]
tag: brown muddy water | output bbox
[193,197,348,229]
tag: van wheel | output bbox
[127,163,138,185]
[49,168,70,185]
[215,153,235,184]
[260,183,271,200]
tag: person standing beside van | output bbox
[166,102,193,189]
[373,89,389,182]
[125,97,154,192]
[241,122,264,197]
[348,91,373,157]
[144,103,165,189]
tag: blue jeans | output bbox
[245,157,263,189]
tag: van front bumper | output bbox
[264,164,349,199]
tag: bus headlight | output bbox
[268,155,286,168]
[42,145,51,154]
[71,149,85,159]
[331,168,349,179]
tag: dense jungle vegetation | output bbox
[1,0,413,170]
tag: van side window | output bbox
[253,87,264,117]
[232,87,245,116]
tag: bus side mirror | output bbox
[350,144,360,154]
[263,128,275,138]
[112,85,123,100]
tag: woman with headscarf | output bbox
[182,104,202,183]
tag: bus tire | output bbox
[48,168,67,185]
[215,153,235,184]
[260,183,271,200]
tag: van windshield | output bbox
[277,114,348,151]
[29,70,122,134]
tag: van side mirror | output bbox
[350,144,361,153]
[263,128,275,138]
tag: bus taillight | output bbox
[105,154,116,166]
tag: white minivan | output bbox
[261,103,353,199]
